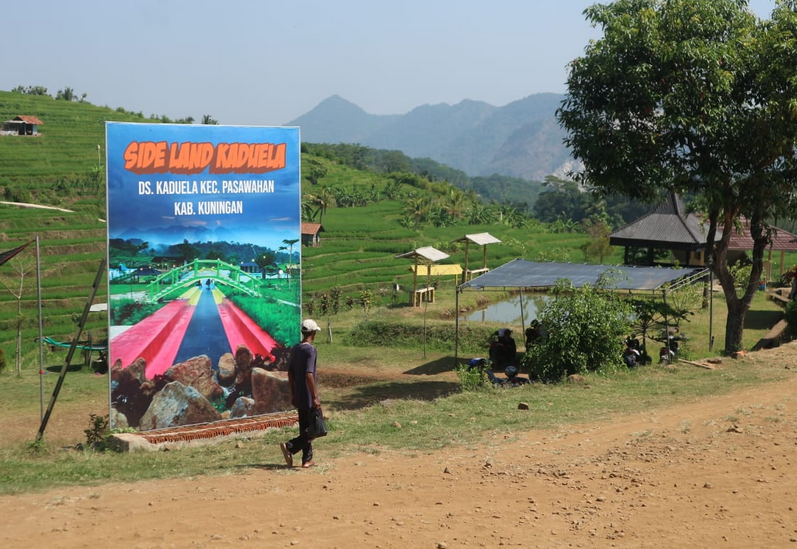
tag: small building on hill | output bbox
[301,222,324,247]
[2,115,44,136]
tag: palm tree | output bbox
[446,190,468,220]
[467,203,494,225]
[306,187,335,223]
[282,238,300,286]
[406,197,428,230]
[301,200,315,221]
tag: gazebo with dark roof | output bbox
[609,193,710,267]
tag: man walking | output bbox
[280,318,322,468]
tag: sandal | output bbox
[280,443,293,467]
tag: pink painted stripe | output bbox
[110,299,196,379]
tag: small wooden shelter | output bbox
[452,232,502,280]
[395,246,450,306]
[3,115,44,136]
[301,222,324,247]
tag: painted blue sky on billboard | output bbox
[106,123,300,250]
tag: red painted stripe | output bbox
[217,299,280,360]
[110,299,196,379]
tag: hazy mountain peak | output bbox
[289,93,572,180]
[315,94,366,112]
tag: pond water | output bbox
[460,294,551,324]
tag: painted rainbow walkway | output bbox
[110,286,280,379]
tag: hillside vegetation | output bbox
[0,90,606,373]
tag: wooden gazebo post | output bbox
[411,255,419,305]
[453,233,501,281]
[463,240,470,276]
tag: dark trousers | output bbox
[287,408,313,464]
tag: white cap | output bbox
[301,319,321,333]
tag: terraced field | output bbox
[302,199,605,294]
[0,203,107,365]
[0,89,606,373]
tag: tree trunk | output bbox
[724,298,746,354]
[709,207,767,354]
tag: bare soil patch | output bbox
[2,345,797,548]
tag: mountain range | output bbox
[288,93,575,182]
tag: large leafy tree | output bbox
[557,0,797,353]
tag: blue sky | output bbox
[0,0,778,126]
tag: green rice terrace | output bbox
[0,88,794,390]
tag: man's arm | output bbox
[306,372,320,408]
[288,370,296,407]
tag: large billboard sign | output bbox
[106,123,301,431]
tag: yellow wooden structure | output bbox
[395,246,450,307]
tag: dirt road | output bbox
[2,357,796,548]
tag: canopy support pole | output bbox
[424,263,430,358]
[454,287,460,368]
[519,287,526,350]
[663,289,670,363]
[709,268,714,351]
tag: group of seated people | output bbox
[467,321,548,387]
[485,320,547,370]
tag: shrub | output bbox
[110,299,163,325]
[785,299,797,329]
[455,362,487,391]
[3,186,31,203]
[84,413,110,447]
[522,278,632,381]
[0,347,6,374]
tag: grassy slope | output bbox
[0,89,791,373]
[0,92,148,363]
[0,92,144,194]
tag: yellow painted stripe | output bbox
[186,287,203,305]
[212,287,225,305]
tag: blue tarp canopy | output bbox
[459,259,704,292]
